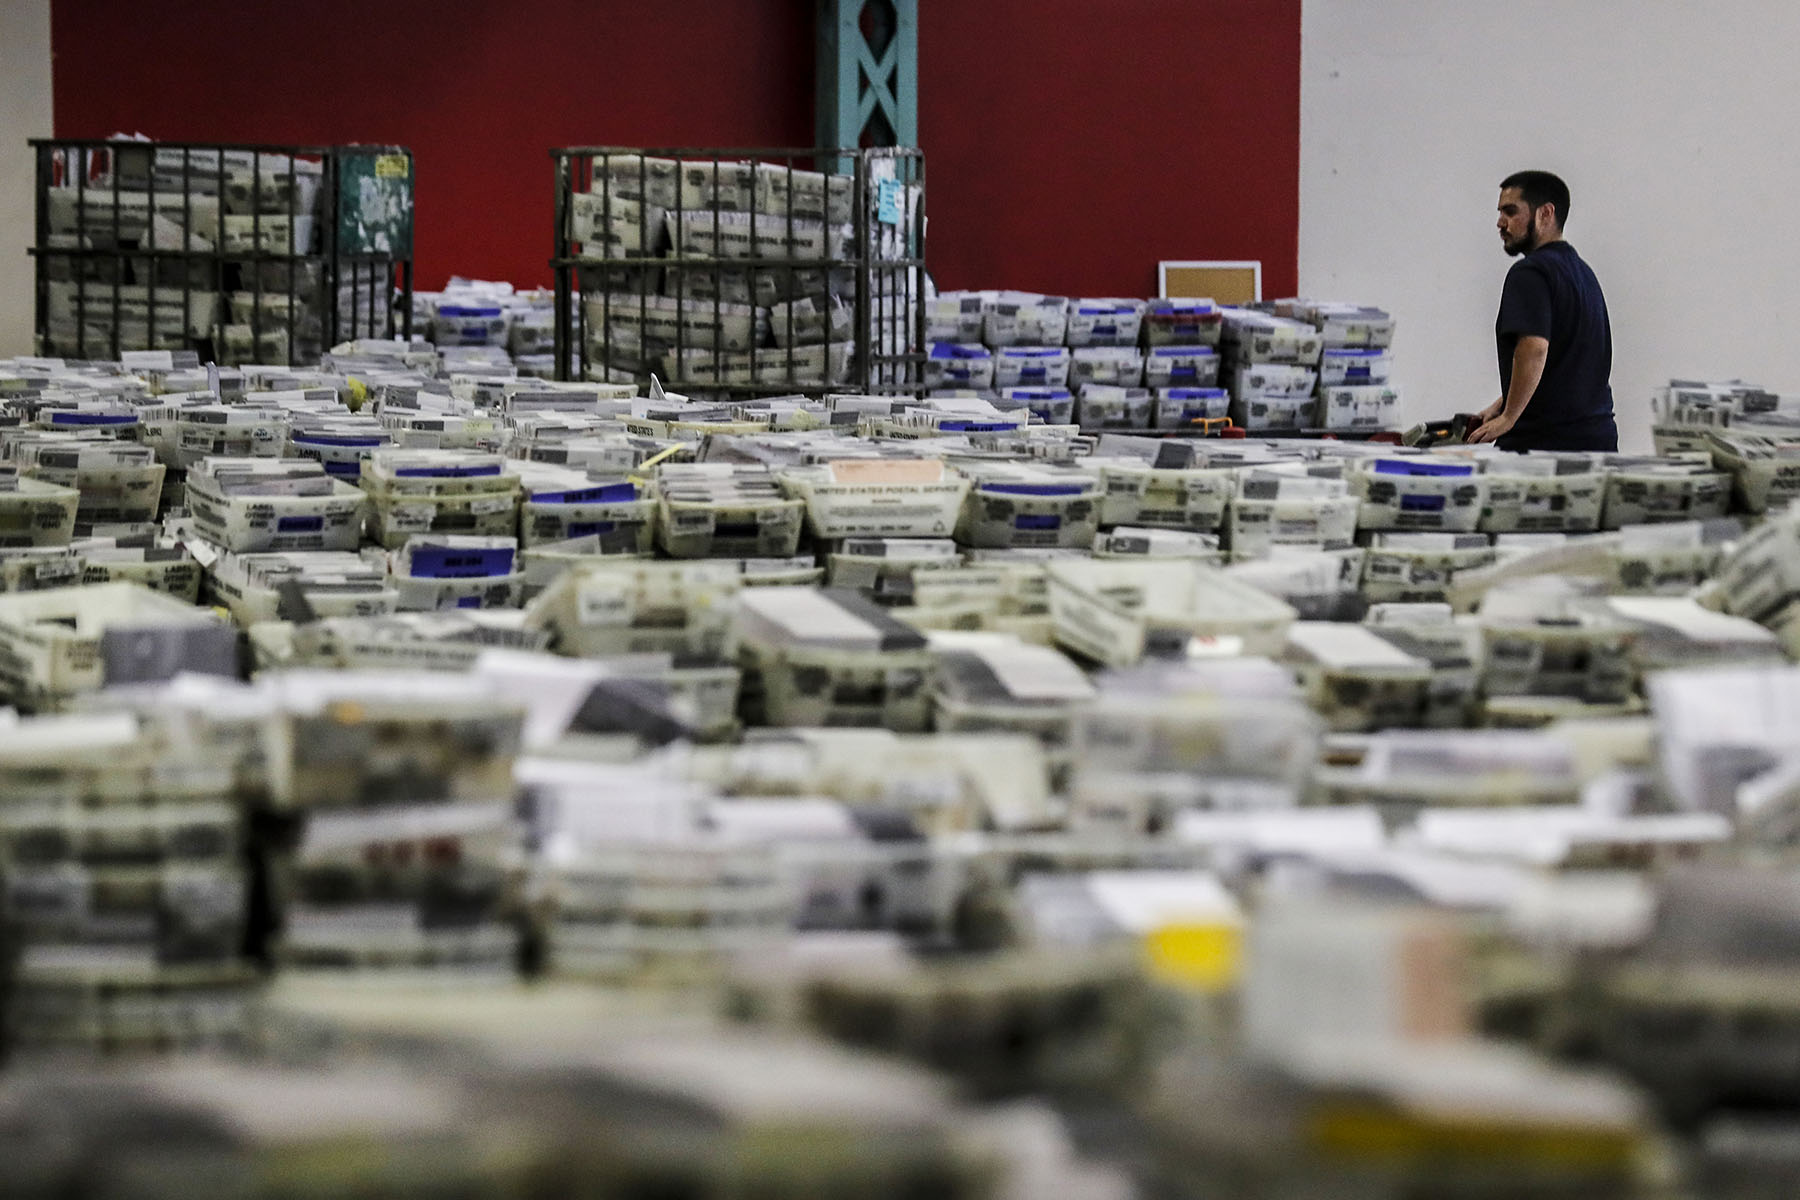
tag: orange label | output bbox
[827,459,944,485]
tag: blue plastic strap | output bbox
[393,462,503,478]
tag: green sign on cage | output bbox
[336,150,414,256]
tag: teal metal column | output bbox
[817,0,918,150]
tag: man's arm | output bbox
[1469,335,1549,444]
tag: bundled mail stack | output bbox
[926,290,1402,438]
[574,153,920,393]
[1271,299,1400,432]
[40,143,345,364]
[1220,306,1324,433]
[257,671,528,978]
[6,344,1800,1199]
[0,710,257,1052]
[413,276,560,379]
[927,289,1231,436]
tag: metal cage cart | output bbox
[550,146,925,395]
[29,139,415,366]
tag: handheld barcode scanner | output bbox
[1188,417,1243,437]
[1404,413,1476,447]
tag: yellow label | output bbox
[374,154,409,179]
[326,700,366,725]
[1309,1103,1637,1170]
[1144,922,1241,991]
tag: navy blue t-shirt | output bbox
[1494,240,1616,451]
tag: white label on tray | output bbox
[468,496,514,515]
[979,645,1093,702]
[577,577,636,626]
[388,504,437,531]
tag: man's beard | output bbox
[1504,224,1539,256]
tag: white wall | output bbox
[0,0,53,357]
[1300,0,1800,451]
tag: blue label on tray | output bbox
[982,481,1088,496]
[938,420,1014,432]
[409,545,516,578]
[49,412,138,426]
[531,481,638,504]
[294,433,385,447]
[1374,459,1473,477]
[931,343,990,360]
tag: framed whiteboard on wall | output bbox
[1159,260,1262,304]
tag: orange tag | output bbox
[827,459,944,485]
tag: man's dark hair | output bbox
[1500,170,1570,229]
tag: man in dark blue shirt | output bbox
[1468,170,1618,451]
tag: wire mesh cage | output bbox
[29,139,415,366]
[550,146,925,396]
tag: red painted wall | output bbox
[51,0,1300,299]
[919,0,1301,299]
